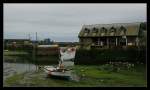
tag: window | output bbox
[84,28,90,33]
[101,27,107,33]
[92,27,98,33]
[109,27,116,35]
[84,28,90,36]
[119,38,126,46]
[100,27,107,36]
[92,27,98,36]
[119,26,126,35]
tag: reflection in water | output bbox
[3,61,78,82]
[3,55,75,80]
[3,49,78,83]
[3,62,37,80]
[4,62,36,73]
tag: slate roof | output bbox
[78,22,142,37]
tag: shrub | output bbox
[98,62,135,72]
[75,48,146,65]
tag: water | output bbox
[3,49,78,85]
[3,56,76,81]
[3,62,37,80]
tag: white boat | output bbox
[60,47,76,61]
[44,47,76,80]
[43,66,57,73]
[44,65,72,80]
[49,71,72,80]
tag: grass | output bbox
[73,65,147,86]
[4,51,29,56]
[4,64,147,87]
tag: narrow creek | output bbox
[3,55,79,84]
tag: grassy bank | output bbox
[4,64,147,87]
[4,50,58,64]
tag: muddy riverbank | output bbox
[3,51,147,87]
[4,63,147,87]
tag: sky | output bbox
[4,4,146,42]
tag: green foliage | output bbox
[98,62,135,73]
[75,47,146,65]
[5,44,33,53]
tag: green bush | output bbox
[5,45,33,53]
[97,62,135,72]
[75,48,146,65]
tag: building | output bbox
[78,22,146,49]
[37,45,59,55]
[4,39,31,44]
[54,42,79,47]
[4,39,31,46]
[4,39,31,49]
[44,38,52,44]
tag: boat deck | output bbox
[50,71,71,77]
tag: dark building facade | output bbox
[78,22,146,49]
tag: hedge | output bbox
[74,47,146,65]
[4,45,33,53]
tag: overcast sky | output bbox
[4,4,146,42]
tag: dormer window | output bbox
[92,27,98,36]
[92,27,98,33]
[119,26,126,35]
[109,27,116,36]
[101,27,107,36]
[101,27,107,33]
[84,28,90,36]
[84,28,90,33]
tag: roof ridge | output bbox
[84,22,142,26]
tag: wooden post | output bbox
[126,37,128,46]
[35,32,38,71]
[107,37,109,48]
[136,37,139,46]
[98,38,100,45]
[116,37,118,46]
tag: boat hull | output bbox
[47,71,72,80]
[44,66,72,80]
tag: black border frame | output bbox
[1,1,148,89]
